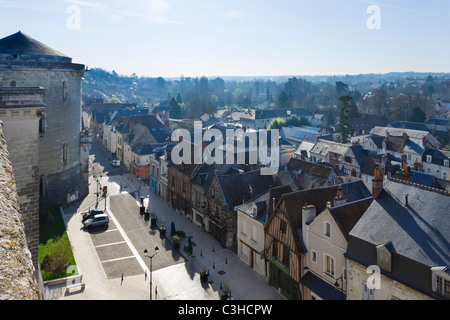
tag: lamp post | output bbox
[144,247,159,300]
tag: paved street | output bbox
[43,143,285,300]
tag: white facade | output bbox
[236,204,266,277]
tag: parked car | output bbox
[83,214,110,229]
[111,159,120,167]
[82,209,103,222]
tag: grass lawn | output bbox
[39,208,77,281]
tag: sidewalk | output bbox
[44,171,285,300]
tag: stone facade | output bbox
[0,32,87,207]
[0,121,40,299]
[0,86,45,269]
[346,259,433,300]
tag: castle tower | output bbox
[0,31,88,208]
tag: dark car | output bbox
[82,209,104,222]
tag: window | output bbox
[39,116,46,134]
[363,282,375,300]
[444,160,449,167]
[436,276,450,299]
[407,153,411,161]
[62,143,68,163]
[282,245,290,266]
[272,239,278,258]
[280,220,287,234]
[324,222,331,238]
[324,254,335,277]
[311,250,317,263]
[427,155,432,163]
[62,81,68,101]
[10,80,16,87]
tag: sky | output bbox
[0,0,449,78]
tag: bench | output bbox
[64,275,85,294]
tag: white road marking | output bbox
[95,241,127,248]
[101,256,136,264]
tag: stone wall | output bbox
[0,121,40,300]
[346,259,433,300]
[0,87,45,270]
[0,67,88,206]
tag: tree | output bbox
[409,106,426,123]
[326,107,335,125]
[108,97,121,104]
[335,81,349,97]
[170,221,177,238]
[277,91,290,109]
[169,97,182,119]
[268,117,285,130]
[336,95,355,143]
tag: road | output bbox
[44,143,284,300]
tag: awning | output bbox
[300,271,346,300]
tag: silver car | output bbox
[83,214,109,229]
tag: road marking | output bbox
[101,256,136,264]
[106,201,150,274]
[95,241,127,248]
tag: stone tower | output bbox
[0,31,88,207]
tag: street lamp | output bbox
[144,247,159,300]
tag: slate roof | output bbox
[132,142,164,156]
[328,197,372,240]
[423,149,450,166]
[277,180,371,237]
[346,180,450,296]
[0,31,67,57]
[388,121,431,132]
[216,169,279,208]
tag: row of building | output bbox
[85,100,450,300]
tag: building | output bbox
[276,157,341,191]
[0,31,88,207]
[235,185,292,277]
[421,149,450,181]
[300,196,372,300]
[346,177,450,300]
[239,108,313,130]
[263,180,371,299]
[0,85,45,271]
[205,168,279,250]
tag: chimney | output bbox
[333,186,346,207]
[372,168,383,200]
[402,132,408,144]
[404,193,409,207]
[296,170,302,188]
[302,204,316,250]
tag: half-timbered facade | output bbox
[264,181,371,299]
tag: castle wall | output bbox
[0,120,40,299]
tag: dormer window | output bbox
[431,266,450,299]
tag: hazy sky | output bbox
[0,0,449,77]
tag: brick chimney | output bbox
[296,170,302,188]
[402,132,408,144]
[333,185,346,207]
[372,168,383,200]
